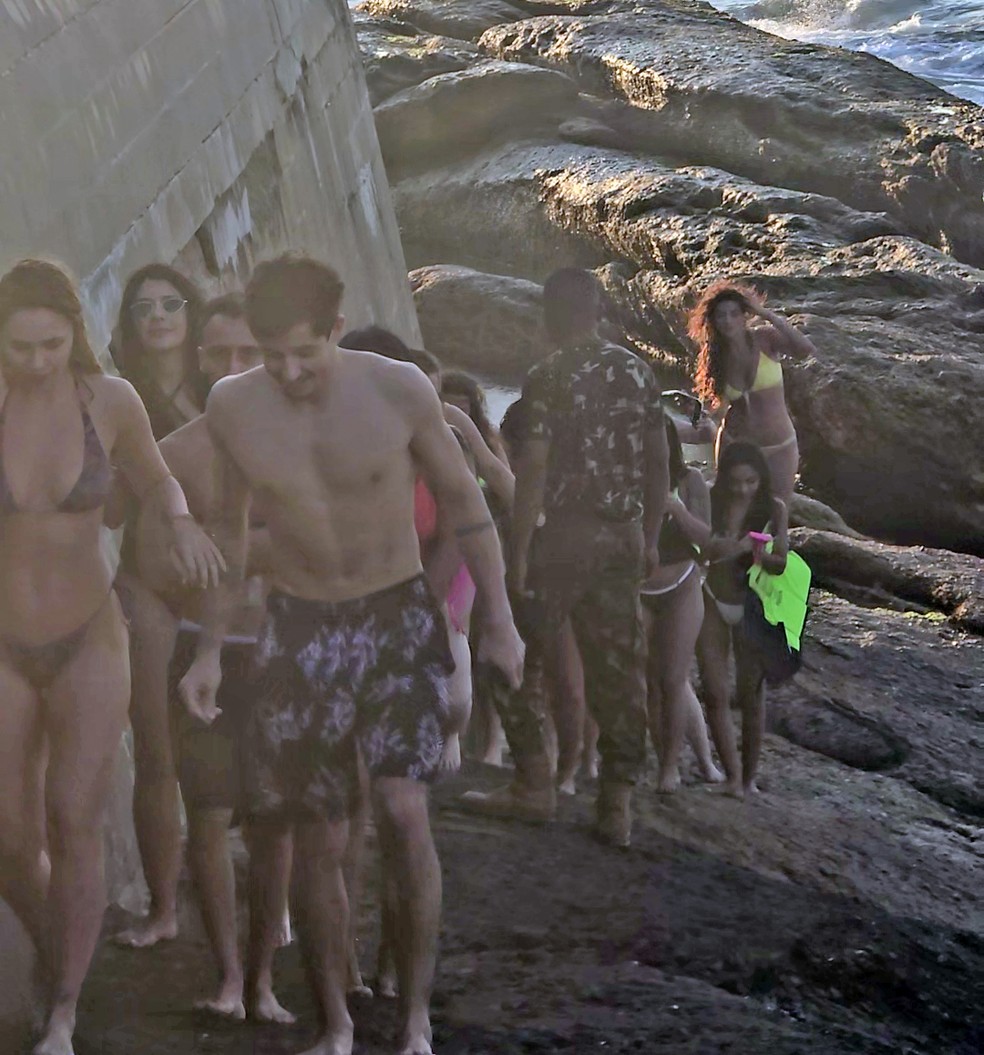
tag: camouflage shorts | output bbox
[246,576,453,821]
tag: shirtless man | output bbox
[180,255,523,1055]
[138,294,293,1023]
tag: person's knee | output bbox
[188,808,233,850]
[372,779,430,844]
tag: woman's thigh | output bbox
[44,593,132,827]
[695,595,733,704]
[651,570,704,689]
[0,658,44,851]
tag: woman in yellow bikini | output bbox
[689,281,817,502]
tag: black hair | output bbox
[246,254,344,341]
[442,369,495,447]
[196,292,247,346]
[542,268,601,346]
[710,441,773,534]
[665,417,686,491]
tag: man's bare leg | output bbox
[187,808,245,1019]
[245,817,296,1025]
[372,778,440,1055]
[291,815,353,1055]
[343,756,373,997]
[114,582,181,949]
[548,620,586,796]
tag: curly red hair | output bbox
[688,280,765,407]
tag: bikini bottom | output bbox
[703,583,745,627]
[641,561,698,601]
[759,433,797,457]
[0,592,116,691]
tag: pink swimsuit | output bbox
[414,479,475,633]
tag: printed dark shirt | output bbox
[523,339,663,523]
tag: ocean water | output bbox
[711,0,984,106]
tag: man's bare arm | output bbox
[507,438,549,594]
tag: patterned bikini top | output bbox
[0,380,113,514]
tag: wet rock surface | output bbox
[355,0,984,553]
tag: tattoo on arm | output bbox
[455,518,496,539]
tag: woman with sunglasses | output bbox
[0,260,222,1055]
[110,264,211,949]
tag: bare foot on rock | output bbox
[698,763,725,784]
[249,986,296,1025]
[655,767,681,794]
[398,1018,434,1055]
[195,975,246,1022]
[34,1009,75,1055]
[298,1025,354,1055]
[113,912,178,949]
[557,774,577,796]
[439,732,461,774]
[709,779,745,800]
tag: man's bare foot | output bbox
[743,780,761,797]
[655,768,681,794]
[248,986,296,1025]
[557,775,577,796]
[376,966,398,999]
[398,1015,434,1055]
[439,732,462,774]
[194,995,246,1021]
[709,779,744,799]
[698,764,726,784]
[585,747,600,781]
[113,912,178,949]
[298,1024,354,1055]
[34,1009,75,1055]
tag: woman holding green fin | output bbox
[697,442,788,798]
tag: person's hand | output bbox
[477,618,525,690]
[665,494,686,519]
[169,516,226,588]
[694,413,718,444]
[179,652,223,725]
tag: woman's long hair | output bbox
[0,259,103,375]
[442,370,495,447]
[688,280,764,407]
[114,264,207,433]
[710,441,773,534]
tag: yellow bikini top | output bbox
[724,350,783,402]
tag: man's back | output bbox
[524,339,662,523]
[208,351,424,603]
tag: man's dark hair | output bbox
[196,292,246,347]
[343,327,442,378]
[542,268,602,345]
[246,254,344,341]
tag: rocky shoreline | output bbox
[354,0,984,553]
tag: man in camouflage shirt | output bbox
[463,269,669,846]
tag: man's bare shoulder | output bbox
[339,347,436,415]
[158,415,210,472]
[205,367,268,423]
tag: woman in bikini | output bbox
[0,260,221,1055]
[110,264,210,949]
[697,442,788,798]
[689,280,816,503]
[641,419,722,792]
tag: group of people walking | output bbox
[0,252,815,1055]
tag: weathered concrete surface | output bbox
[0,0,419,349]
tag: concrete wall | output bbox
[0,0,418,1040]
[0,0,420,346]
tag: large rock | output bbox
[770,592,984,817]
[480,0,984,268]
[354,13,482,105]
[358,0,530,41]
[791,529,984,635]
[410,264,544,375]
[374,60,579,172]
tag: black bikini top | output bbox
[0,381,113,515]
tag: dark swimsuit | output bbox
[0,382,114,688]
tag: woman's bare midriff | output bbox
[720,385,796,448]
[0,510,114,645]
